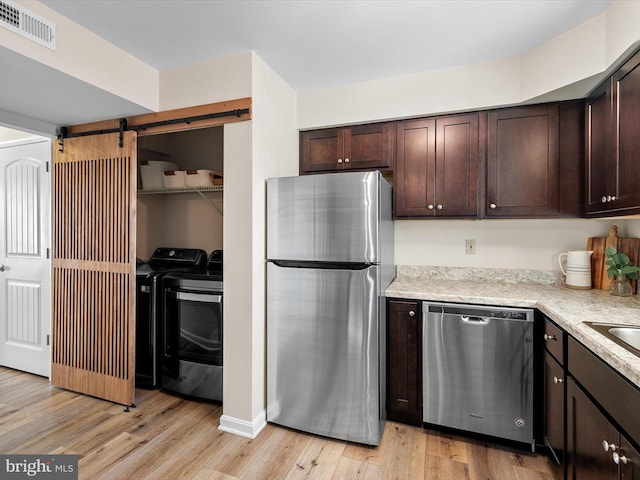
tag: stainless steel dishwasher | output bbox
[423,301,535,450]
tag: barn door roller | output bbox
[57,118,128,151]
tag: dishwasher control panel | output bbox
[427,303,533,322]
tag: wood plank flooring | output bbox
[0,367,559,480]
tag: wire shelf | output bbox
[137,185,223,195]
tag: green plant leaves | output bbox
[604,246,640,279]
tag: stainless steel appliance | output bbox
[422,301,535,449]
[135,248,207,388]
[266,171,394,446]
[161,250,223,401]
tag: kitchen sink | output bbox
[585,322,640,357]
[608,327,640,350]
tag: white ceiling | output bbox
[42,0,611,91]
[1,0,612,133]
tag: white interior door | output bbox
[0,138,51,377]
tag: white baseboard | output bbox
[218,410,267,439]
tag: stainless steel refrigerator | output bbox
[266,171,394,446]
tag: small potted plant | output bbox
[604,247,640,296]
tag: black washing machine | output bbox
[161,250,223,401]
[135,247,207,388]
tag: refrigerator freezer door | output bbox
[267,172,381,264]
[266,262,383,445]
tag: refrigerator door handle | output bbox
[269,260,373,270]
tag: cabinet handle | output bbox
[408,311,415,317]
[344,158,350,163]
[489,203,497,209]
[337,158,343,164]
[543,333,557,341]
[436,204,443,210]
[427,204,434,210]
[603,440,617,452]
[613,452,628,465]
[553,376,563,384]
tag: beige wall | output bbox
[159,52,253,110]
[247,52,298,426]
[297,57,522,129]
[520,14,608,100]
[0,126,40,143]
[158,50,297,435]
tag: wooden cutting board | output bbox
[587,225,640,292]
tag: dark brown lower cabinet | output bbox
[567,376,640,480]
[621,436,640,480]
[386,299,422,426]
[567,377,619,480]
[544,352,565,464]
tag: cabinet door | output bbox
[567,377,619,480]
[344,123,394,171]
[435,113,479,217]
[387,299,422,426]
[614,49,640,212]
[620,435,640,480]
[394,118,437,216]
[544,352,565,464]
[300,128,344,173]
[486,104,559,217]
[585,81,614,213]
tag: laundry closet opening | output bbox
[136,126,224,259]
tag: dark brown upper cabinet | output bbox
[486,102,583,218]
[299,122,395,174]
[395,113,480,218]
[586,48,640,216]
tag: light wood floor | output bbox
[0,367,559,480]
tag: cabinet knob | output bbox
[602,196,608,203]
[607,195,613,202]
[553,376,563,384]
[543,333,556,341]
[408,311,415,317]
[436,204,443,210]
[0,264,5,272]
[427,204,434,210]
[611,195,617,201]
[603,440,617,452]
[489,203,497,209]
[613,452,628,465]
[337,158,343,164]
[344,158,350,163]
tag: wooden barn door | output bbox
[51,131,136,405]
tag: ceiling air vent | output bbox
[0,0,55,50]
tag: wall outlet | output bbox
[465,239,476,255]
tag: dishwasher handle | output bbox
[460,315,490,325]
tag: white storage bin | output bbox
[185,169,214,187]
[162,170,187,188]
[140,161,178,190]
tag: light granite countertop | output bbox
[386,266,640,389]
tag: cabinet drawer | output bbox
[568,336,640,444]
[543,317,564,364]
